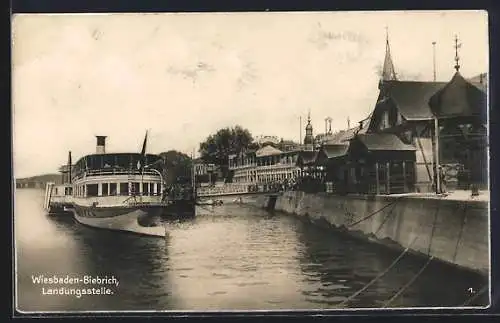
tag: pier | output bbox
[196,183,282,198]
[16,181,46,189]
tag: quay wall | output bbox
[240,191,489,276]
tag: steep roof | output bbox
[356,133,416,151]
[297,150,318,166]
[429,72,487,120]
[380,80,447,120]
[255,145,283,157]
[315,144,348,166]
[320,144,349,158]
[356,113,372,135]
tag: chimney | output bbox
[96,136,107,154]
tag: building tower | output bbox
[303,111,314,151]
[380,27,397,86]
[324,117,333,135]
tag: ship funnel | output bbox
[96,136,107,154]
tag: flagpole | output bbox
[140,130,148,203]
[191,148,196,201]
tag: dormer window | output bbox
[379,110,390,130]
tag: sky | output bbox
[12,10,488,178]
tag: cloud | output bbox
[236,61,258,90]
[308,22,370,55]
[166,61,216,83]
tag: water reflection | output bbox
[16,190,91,312]
[164,205,304,310]
[293,214,489,308]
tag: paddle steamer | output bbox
[69,135,168,236]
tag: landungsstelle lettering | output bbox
[31,274,119,298]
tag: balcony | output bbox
[230,162,297,171]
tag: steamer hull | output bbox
[73,204,166,237]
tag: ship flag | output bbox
[137,130,148,170]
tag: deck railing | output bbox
[73,168,161,180]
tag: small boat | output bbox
[196,198,215,206]
[43,182,73,215]
[196,198,224,206]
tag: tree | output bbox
[158,150,193,186]
[198,125,255,179]
[199,125,254,165]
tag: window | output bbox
[397,111,403,125]
[389,106,398,127]
[131,182,140,195]
[440,125,464,164]
[142,182,149,195]
[101,183,109,196]
[380,111,389,130]
[109,183,117,196]
[149,183,155,195]
[400,130,414,145]
[119,183,128,196]
[86,184,98,197]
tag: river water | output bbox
[15,189,488,312]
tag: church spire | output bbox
[454,34,462,72]
[381,27,397,81]
[304,110,314,151]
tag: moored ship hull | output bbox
[72,204,166,237]
[162,200,196,219]
[47,203,74,215]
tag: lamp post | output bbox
[434,116,441,194]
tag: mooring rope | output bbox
[382,256,435,308]
[461,285,489,306]
[373,200,399,236]
[452,201,468,264]
[337,234,420,307]
[381,195,449,307]
[347,196,405,228]
[426,198,441,255]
